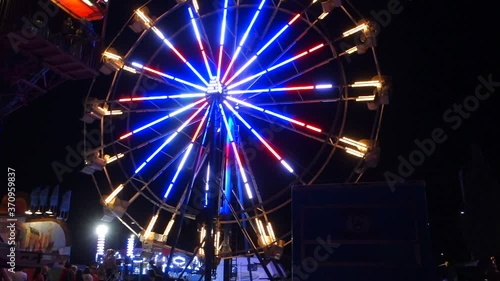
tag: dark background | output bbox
[1,0,499,271]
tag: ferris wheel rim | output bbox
[84,0,388,260]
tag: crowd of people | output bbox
[6,248,195,281]
[8,263,115,281]
[7,249,119,281]
[9,266,51,281]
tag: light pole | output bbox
[96,224,109,262]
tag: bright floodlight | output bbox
[95,224,108,262]
[96,224,109,235]
[127,235,135,258]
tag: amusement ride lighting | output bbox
[221,0,266,83]
[129,62,207,91]
[127,235,135,258]
[188,8,213,78]
[143,213,159,240]
[343,23,368,37]
[266,222,276,243]
[163,106,210,199]
[106,153,124,164]
[192,0,200,12]
[226,43,325,90]
[95,225,108,262]
[217,0,229,79]
[105,110,123,115]
[227,83,332,94]
[356,95,376,102]
[339,137,368,149]
[224,13,301,86]
[220,105,253,199]
[104,184,124,204]
[118,93,206,102]
[225,97,322,133]
[122,65,136,73]
[134,10,209,86]
[256,218,270,245]
[134,102,208,174]
[119,98,206,140]
[205,164,210,206]
[344,46,358,55]
[135,9,152,27]
[82,0,94,7]
[102,51,121,61]
[224,101,294,173]
[351,80,382,88]
[345,147,365,158]
[163,218,175,237]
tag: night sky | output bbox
[1,0,499,270]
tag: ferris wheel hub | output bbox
[206,77,224,95]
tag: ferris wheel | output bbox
[81,0,388,279]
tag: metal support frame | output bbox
[205,99,220,280]
[0,65,67,119]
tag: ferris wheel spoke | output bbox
[163,106,210,200]
[135,9,209,86]
[222,184,263,241]
[204,163,210,208]
[226,43,325,90]
[253,93,379,106]
[135,102,208,174]
[238,140,269,221]
[163,144,194,200]
[104,171,182,223]
[227,83,333,95]
[119,98,206,140]
[216,0,229,80]
[116,62,197,92]
[244,57,337,101]
[117,93,206,102]
[233,107,333,146]
[220,105,253,199]
[103,105,208,114]
[257,0,281,48]
[224,13,301,86]
[241,2,316,93]
[254,98,343,106]
[225,97,323,133]
[221,0,266,84]
[130,62,207,92]
[188,7,214,79]
[128,143,198,211]
[227,105,368,160]
[242,22,326,91]
[223,101,294,174]
[194,9,217,71]
[91,115,204,163]
[264,10,321,68]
